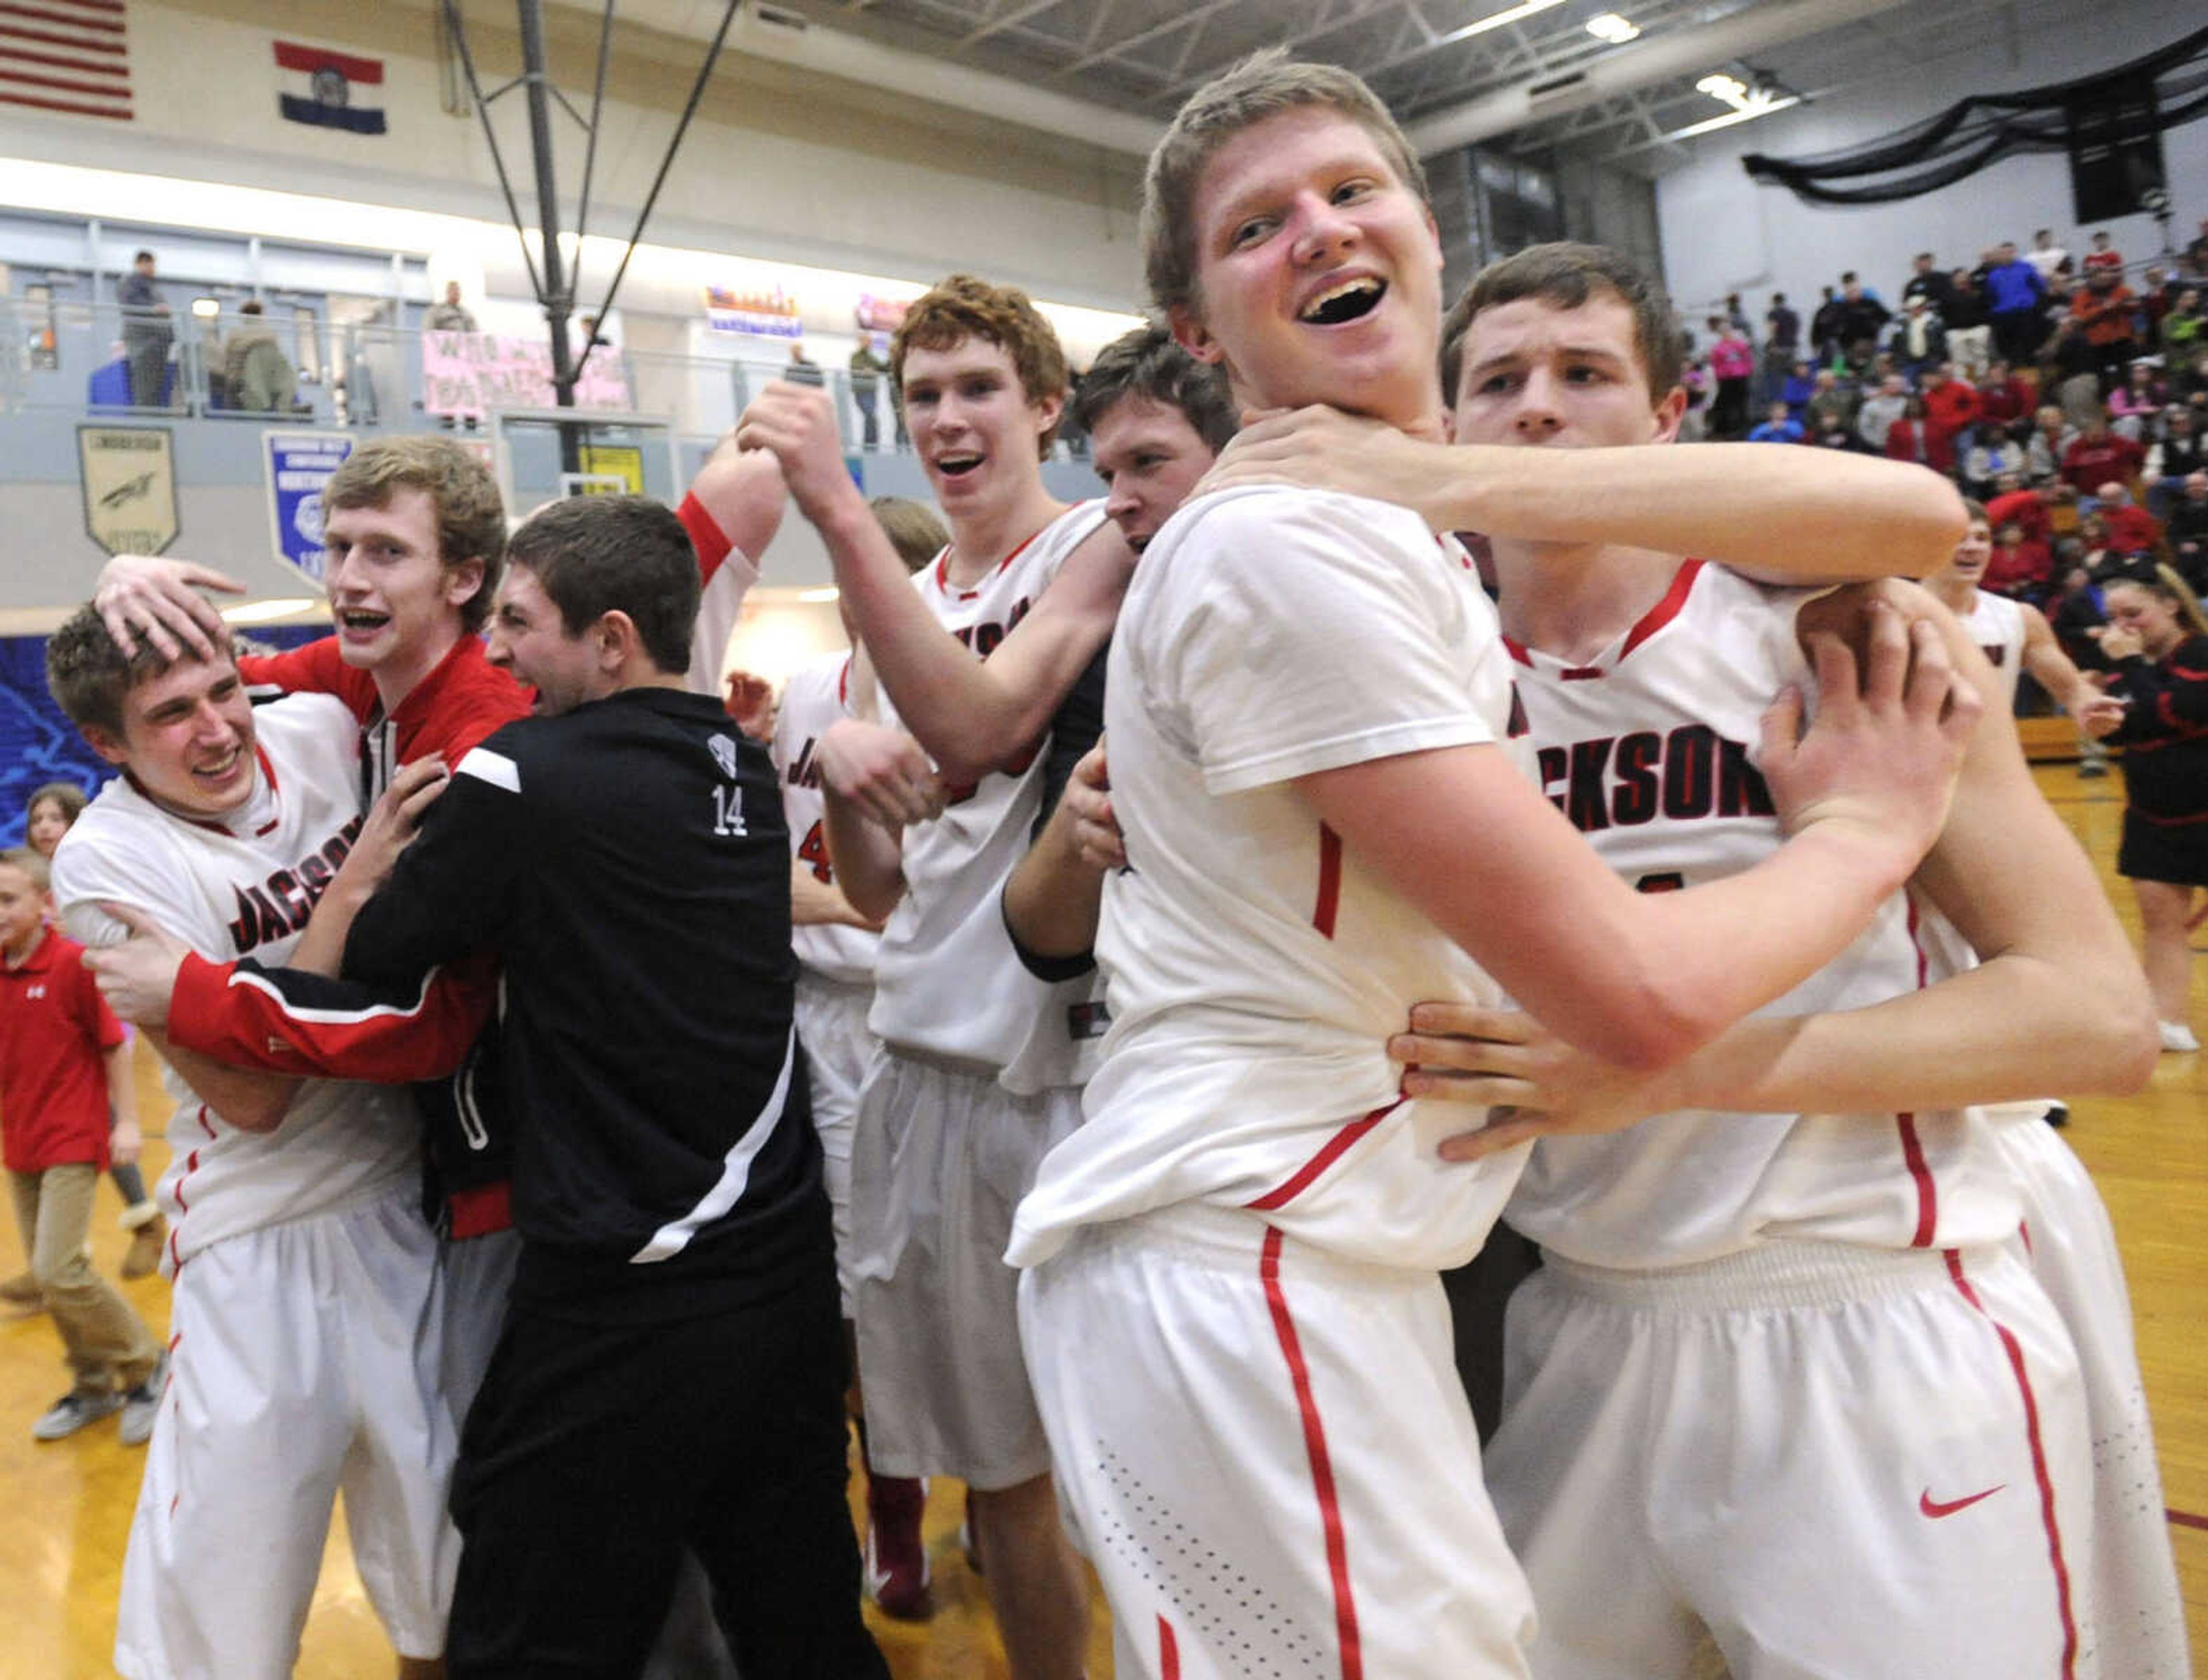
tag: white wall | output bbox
[0,0,1148,319]
[1655,1,2208,314]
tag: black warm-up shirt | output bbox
[344,685,828,1321]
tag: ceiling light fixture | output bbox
[220,597,324,624]
[1585,14,1640,44]
[1438,0,1571,48]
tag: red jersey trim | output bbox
[1259,1227,1364,1680]
[1943,1250,2079,1678]
[1617,559,1705,663]
[1312,823,1343,938]
[677,492,734,585]
[1157,1616,1180,1679]
[1897,900,1938,1246]
[1245,1100,1402,1213]
[933,525,1046,601]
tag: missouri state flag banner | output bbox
[274,39,385,135]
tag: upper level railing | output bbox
[0,297,913,455]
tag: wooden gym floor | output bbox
[0,760,2200,1678]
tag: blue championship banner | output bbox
[264,431,355,586]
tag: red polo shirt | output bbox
[0,926,124,1173]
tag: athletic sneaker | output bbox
[118,1352,168,1447]
[2160,1021,2200,1053]
[32,1389,122,1441]
[864,1474,933,1620]
[0,1271,41,1306]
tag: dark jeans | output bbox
[124,333,170,408]
[447,1267,885,1680]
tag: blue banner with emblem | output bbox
[264,431,355,586]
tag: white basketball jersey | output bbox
[1010,486,1535,1272]
[1953,588,2027,708]
[774,651,879,987]
[1502,561,2023,1268]
[867,500,1112,1092]
[52,695,420,1266]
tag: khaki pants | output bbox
[7,1164,160,1394]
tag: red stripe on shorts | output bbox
[1944,1249,2077,1677]
[1259,1226,1363,1680]
[1158,1613,1180,1678]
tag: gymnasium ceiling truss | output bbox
[439,0,741,409]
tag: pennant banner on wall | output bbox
[274,38,385,135]
[0,0,135,122]
[78,425,177,557]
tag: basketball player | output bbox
[1927,501,2121,738]
[45,613,456,1680]
[762,496,946,1621]
[1210,242,2165,1677]
[738,274,1122,1680]
[994,57,1977,1680]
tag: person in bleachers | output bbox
[1805,366,1856,435]
[1962,430,2027,499]
[1747,400,1803,443]
[2150,415,2206,516]
[2073,264,2141,386]
[425,282,477,335]
[1985,240,2049,365]
[1855,371,1909,452]
[221,302,295,415]
[1944,267,1992,376]
[2163,288,2205,359]
[2166,473,2208,587]
[117,250,172,411]
[2061,414,2146,498]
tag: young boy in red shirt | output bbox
[0,846,164,1442]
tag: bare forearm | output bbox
[1003,799,1106,961]
[822,790,905,925]
[790,864,875,929]
[102,1041,139,1130]
[1450,444,1965,581]
[292,874,372,976]
[814,501,1118,781]
[1677,950,2153,1113]
[147,1029,298,1133]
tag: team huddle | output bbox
[45,47,2186,1680]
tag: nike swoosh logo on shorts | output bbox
[1919,1484,2005,1518]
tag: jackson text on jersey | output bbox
[223,814,366,954]
[1536,724,1772,834]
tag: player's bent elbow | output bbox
[222,1088,298,1134]
[1566,983,1716,1075]
[1887,467,1971,577]
[2092,991,2163,1095]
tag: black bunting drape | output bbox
[1741,25,2208,206]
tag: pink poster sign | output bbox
[422,331,632,418]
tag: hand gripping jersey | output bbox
[1009,485,1535,1272]
[866,500,1111,1092]
[1502,561,2023,1268]
[774,651,879,988]
[51,693,419,1269]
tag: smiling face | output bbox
[485,564,606,719]
[1451,293,1684,453]
[1938,517,1995,589]
[321,485,484,686]
[1090,395,1219,553]
[898,336,1060,518]
[88,657,258,820]
[1171,105,1444,431]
